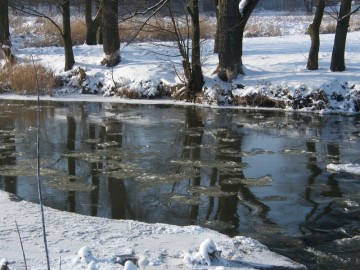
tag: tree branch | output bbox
[123,0,170,46]
[8,1,64,35]
[121,0,169,21]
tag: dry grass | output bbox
[0,60,58,95]
[70,19,87,45]
[115,87,140,99]
[119,15,215,42]
[8,12,360,48]
[245,23,282,37]
[119,17,178,42]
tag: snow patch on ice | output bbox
[327,163,360,175]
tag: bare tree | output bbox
[166,0,204,100]
[61,0,75,70]
[307,0,325,70]
[330,0,356,71]
[9,0,75,71]
[187,0,204,97]
[0,0,15,64]
[85,0,102,45]
[216,0,259,82]
[100,0,120,67]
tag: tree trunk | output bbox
[330,0,352,72]
[62,0,75,71]
[85,0,102,45]
[0,0,15,64]
[216,0,258,82]
[101,0,120,67]
[187,0,204,97]
[95,0,103,44]
[213,0,219,53]
[307,0,325,70]
[238,0,259,73]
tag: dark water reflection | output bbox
[0,100,359,269]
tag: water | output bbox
[0,100,359,269]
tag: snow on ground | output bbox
[2,17,360,113]
[0,190,306,270]
[1,12,359,270]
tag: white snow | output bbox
[1,11,360,270]
[0,190,306,269]
[1,14,360,113]
[239,0,248,15]
[327,163,360,175]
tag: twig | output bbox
[15,221,28,270]
[31,55,51,270]
[124,0,170,47]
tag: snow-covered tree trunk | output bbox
[101,0,120,67]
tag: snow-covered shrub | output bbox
[76,246,95,264]
[183,238,223,266]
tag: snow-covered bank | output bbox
[2,28,360,113]
[0,190,306,269]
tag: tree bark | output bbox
[85,0,102,45]
[101,0,120,67]
[62,0,75,71]
[213,0,219,53]
[216,0,258,82]
[187,0,204,97]
[307,0,325,70]
[0,0,15,64]
[330,0,352,72]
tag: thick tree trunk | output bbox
[238,0,259,72]
[0,0,15,64]
[307,0,325,70]
[330,0,352,72]
[187,0,204,96]
[62,0,75,71]
[216,0,242,81]
[85,0,102,45]
[101,0,120,67]
[216,0,258,82]
[95,0,103,44]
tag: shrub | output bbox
[0,61,58,95]
[245,22,282,37]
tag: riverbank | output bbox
[1,28,360,114]
[0,190,307,269]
